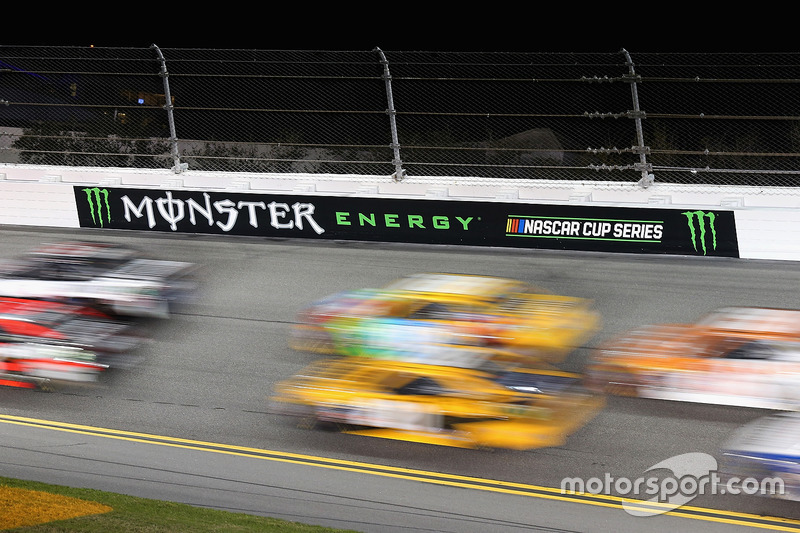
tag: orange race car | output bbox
[586,307,800,410]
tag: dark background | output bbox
[4,8,794,53]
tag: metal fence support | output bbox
[621,49,654,188]
[375,48,406,181]
[3,45,796,186]
[151,44,186,174]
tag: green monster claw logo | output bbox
[82,187,111,227]
[682,210,717,255]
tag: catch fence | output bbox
[1,45,800,187]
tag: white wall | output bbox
[2,163,799,261]
[0,181,79,228]
[734,209,800,261]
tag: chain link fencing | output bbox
[1,45,800,187]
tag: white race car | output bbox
[0,241,197,318]
[721,412,800,501]
[1,342,107,389]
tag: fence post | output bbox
[375,48,406,181]
[621,49,653,187]
[151,44,187,174]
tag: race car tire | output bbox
[605,382,640,397]
[288,327,337,354]
[36,379,55,393]
[585,366,640,397]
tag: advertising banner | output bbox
[74,186,739,257]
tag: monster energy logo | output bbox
[82,187,111,227]
[682,210,717,255]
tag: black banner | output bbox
[73,186,739,257]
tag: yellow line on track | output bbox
[2,413,800,531]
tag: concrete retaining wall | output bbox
[2,164,799,261]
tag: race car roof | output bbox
[723,412,800,457]
[697,307,800,336]
[31,241,138,261]
[382,273,535,300]
[104,258,197,280]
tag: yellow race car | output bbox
[271,358,604,450]
[289,273,600,364]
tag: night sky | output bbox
[4,9,795,53]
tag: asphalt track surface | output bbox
[1,226,800,532]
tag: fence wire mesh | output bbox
[1,45,800,187]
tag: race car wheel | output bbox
[297,416,341,432]
[288,327,336,354]
[316,421,342,432]
[296,417,317,430]
[36,379,55,393]
[605,381,640,397]
[587,366,640,397]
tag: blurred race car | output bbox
[289,273,600,364]
[0,241,198,318]
[0,298,113,389]
[720,412,800,501]
[0,342,107,390]
[0,297,146,369]
[586,307,800,409]
[271,358,604,450]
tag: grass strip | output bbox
[0,476,356,532]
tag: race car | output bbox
[585,307,800,409]
[720,412,800,501]
[0,297,146,369]
[1,342,107,390]
[271,358,604,450]
[0,241,198,318]
[289,273,600,364]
